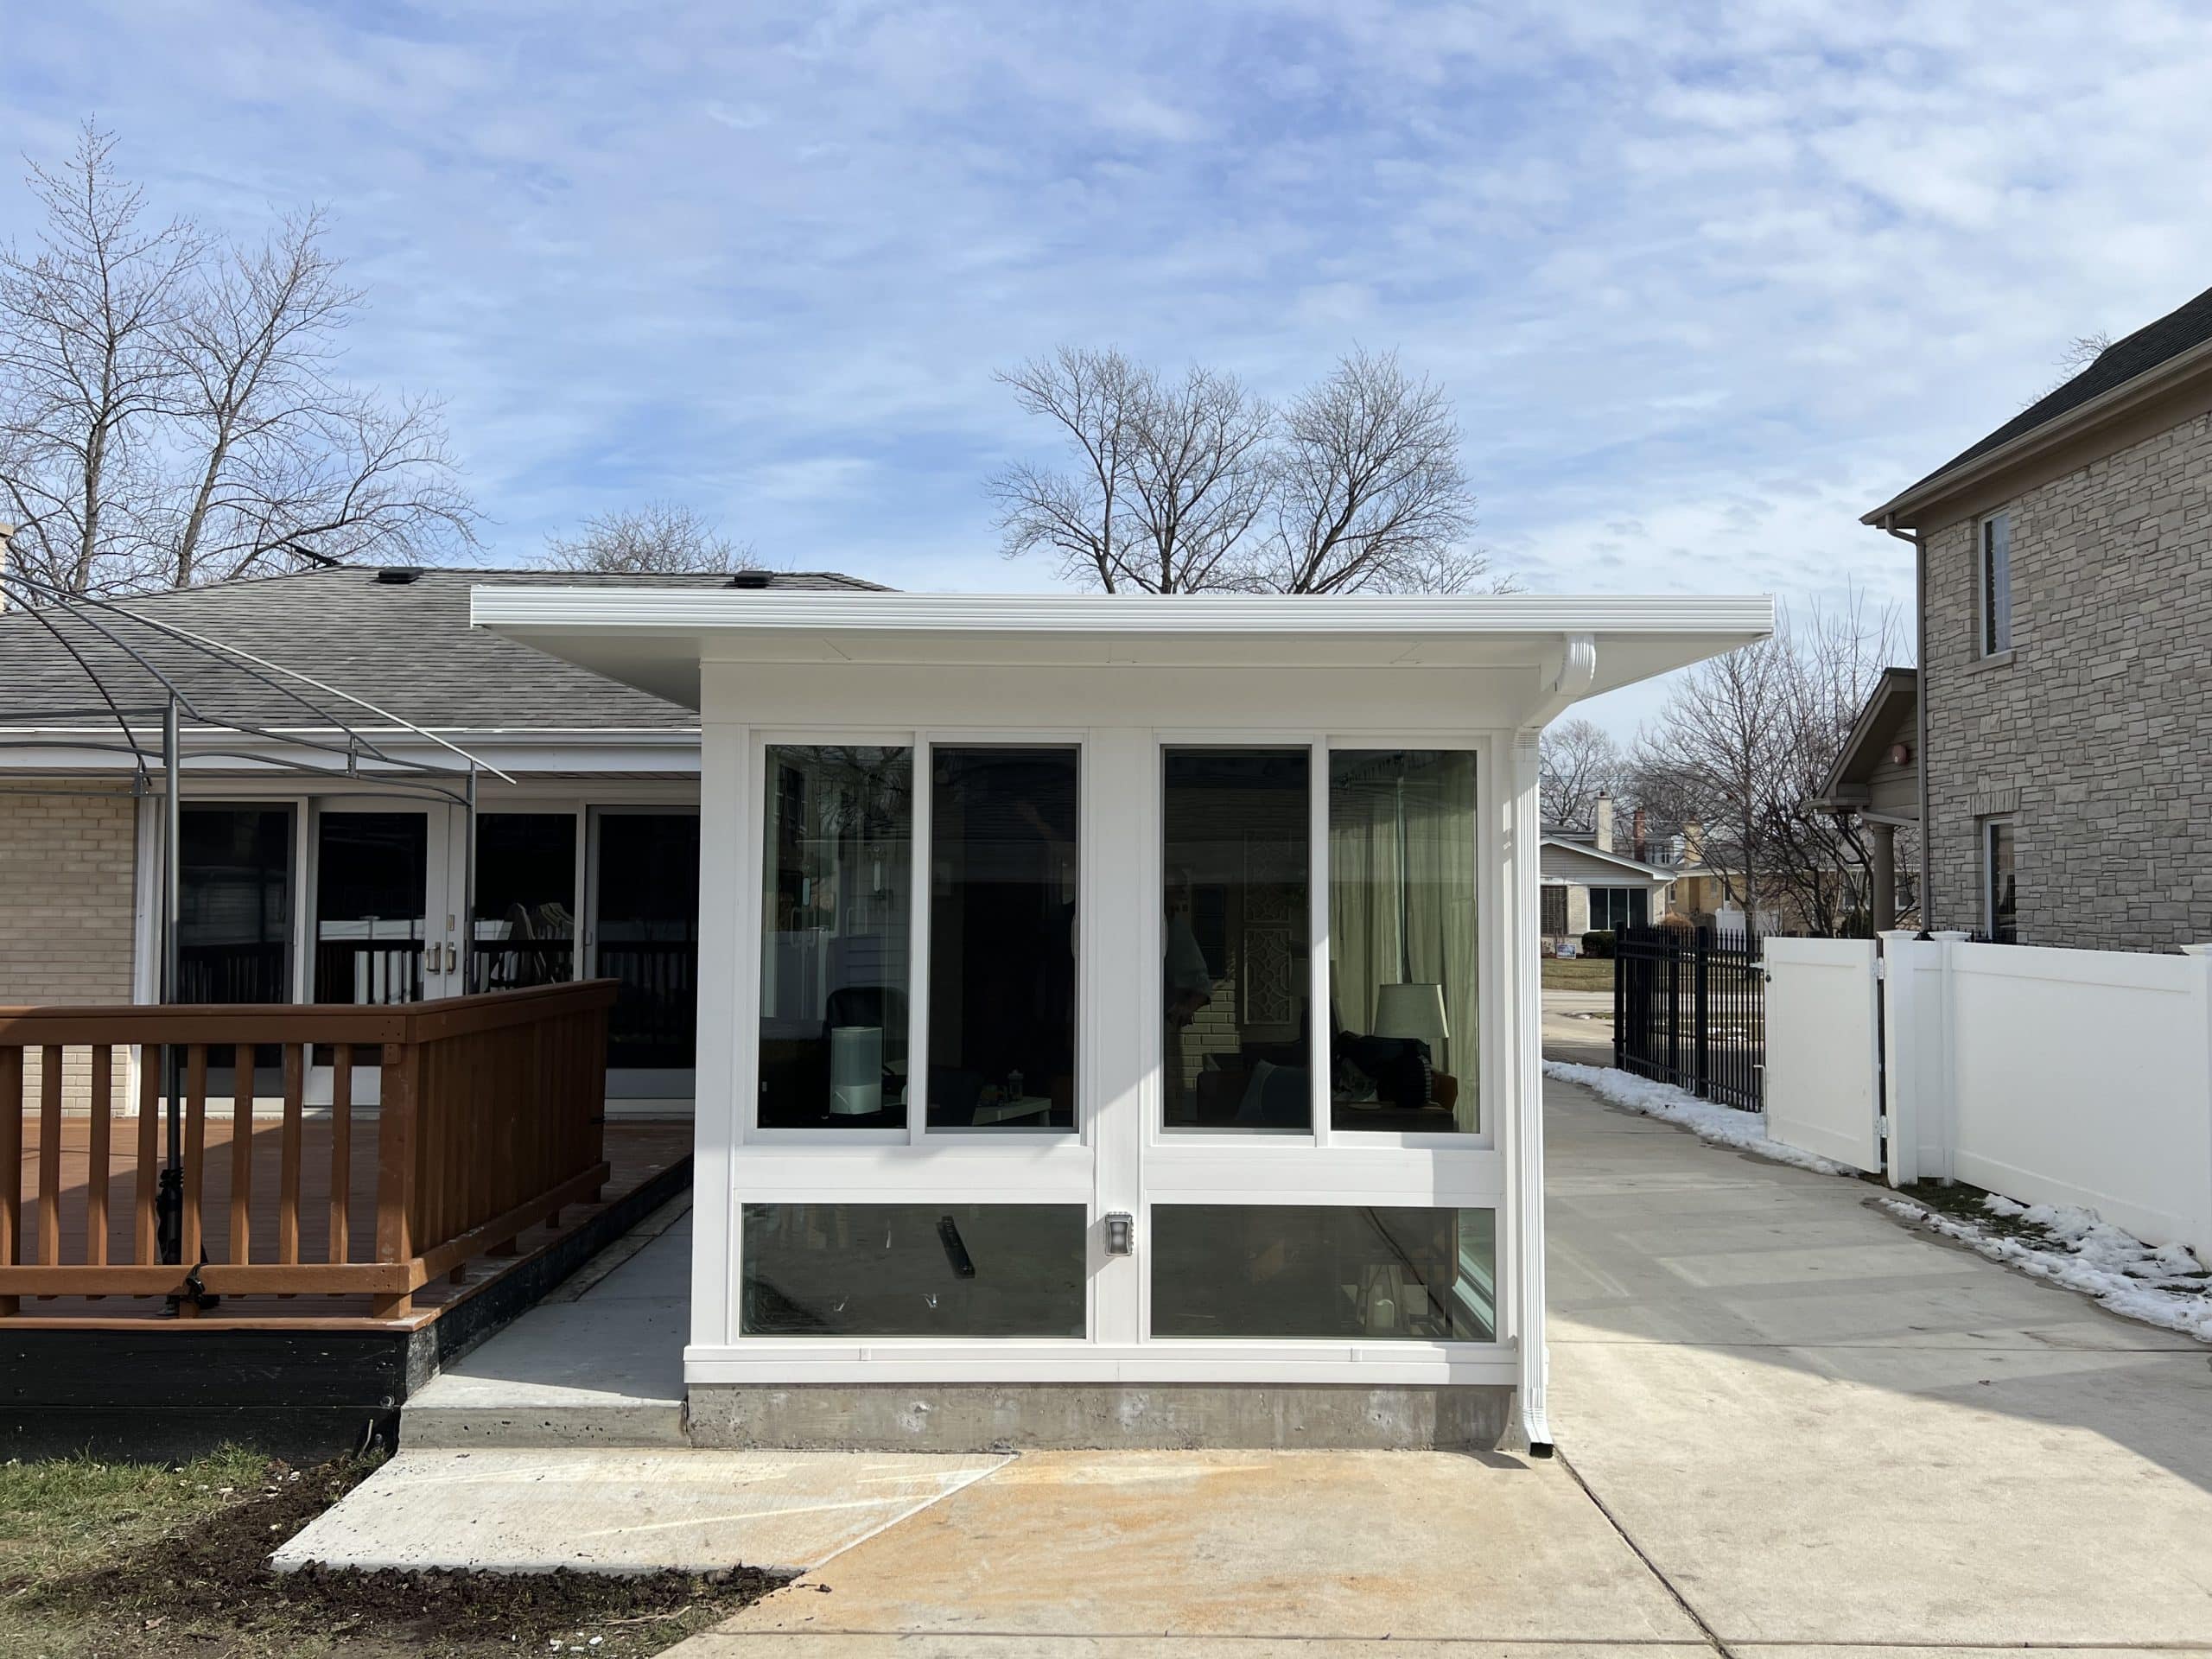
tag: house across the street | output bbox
[1538,792,1675,946]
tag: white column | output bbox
[1088,726,1149,1347]
[1509,730,1552,1452]
[687,709,748,1357]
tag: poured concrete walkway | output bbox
[402,1194,691,1446]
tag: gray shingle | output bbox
[0,565,884,734]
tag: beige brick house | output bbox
[1861,281,2212,951]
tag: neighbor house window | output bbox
[757,745,914,1129]
[1587,887,1648,931]
[1161,747,1312,1133]
[1980,512,2012,655]
[1541,885,1568,937]
[926,747,1079,1132]
[1983,818,2017,943]
[1327,748,1478,1134]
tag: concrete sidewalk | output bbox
[665,1075,2212,1655]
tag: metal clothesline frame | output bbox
[0,561,511,1278]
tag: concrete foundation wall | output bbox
[687,1383,1513,1452]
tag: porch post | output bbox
[1867,819,1897,931]
[688,709,747,1357]
[1510,730,1553,1453]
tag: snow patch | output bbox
[1879,1194,2212,1343]
[1543,1060,1853,1176]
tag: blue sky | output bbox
[8,1,2212,732]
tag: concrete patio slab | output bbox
[690,1449,1705,1650]
[271,1448,1009,1575]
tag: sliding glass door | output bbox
[589,808,699,1103]
[177,804,295,1003]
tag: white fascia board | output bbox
[472,586,1773,640]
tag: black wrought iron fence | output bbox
[1613,925,1766,1110]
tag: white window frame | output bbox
[1978,510,2013,657]
[707,721,1516,1385]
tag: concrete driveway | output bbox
[670,1073,2212,1656]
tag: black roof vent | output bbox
[375,565,424,585]
[727,569,774,589]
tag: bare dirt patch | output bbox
[2,1453,786,1657]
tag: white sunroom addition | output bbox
[475,588,1771,1451]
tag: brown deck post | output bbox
[37,1046,62,1268]
[371,1032,424,1319]
[1,1046,21,1316]
[86,1046,112,1267]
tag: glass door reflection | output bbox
[473,813,577,991]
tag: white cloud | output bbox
[3,0,2209,742]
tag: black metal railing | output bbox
[176,940,290,1004]
[1613,925,1766,1110]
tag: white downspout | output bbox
[1514,633,1594,1457]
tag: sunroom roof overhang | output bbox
[469,589,1775,719]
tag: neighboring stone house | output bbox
[1862,280,2212,950]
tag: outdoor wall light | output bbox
[1103,1211,1135,1256]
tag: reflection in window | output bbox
[178,805,293,1003]
[759,747,912,1128]
[927,747,1078,1131]
[741,1203,1086,1336]
[1329,750,1478,1133]
[1161,748,1311,1132]
[1151,1205,1496,1341]
[314,812,427,1004]
[1985,819,2017,943]
[474,813,576,991]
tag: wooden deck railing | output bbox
[0,980,614,1321]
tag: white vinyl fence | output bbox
[1763,938,1881,1173]
[1763,931,2212,1262]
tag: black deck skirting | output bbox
[2,1154,692,1464]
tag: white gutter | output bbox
[470,588,1776,639]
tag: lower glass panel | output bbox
[741,1202,1087,1337]
[474,812,576,990]
[179,804,294,1004]
[1150,1205,1496,1341]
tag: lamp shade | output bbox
[1372,981,1448,1052]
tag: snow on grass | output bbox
[1543,1060,1853,1176]
[1878,1192,2212,1343]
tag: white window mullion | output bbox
[1309,735,1333,1149]
[906,734,933,1147]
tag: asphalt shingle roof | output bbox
[0,565,882,733]
[1899,281,2212,500]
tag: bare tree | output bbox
[545,501,758,575]
[993,345,1496,594]
[0,122,197,595]
[0,120,475,597]
[162,211,474,587]
[2025,329,2114,406]
[1634,590,1906,934]
[1259,349,1481,594]
[1539,717,1623,830]
[989,348,1274,594]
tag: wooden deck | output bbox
[6,1115,689,1329]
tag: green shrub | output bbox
[1580,930,1617,959]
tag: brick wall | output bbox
[1924,410,2212,950]
[0,791,139,1108]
